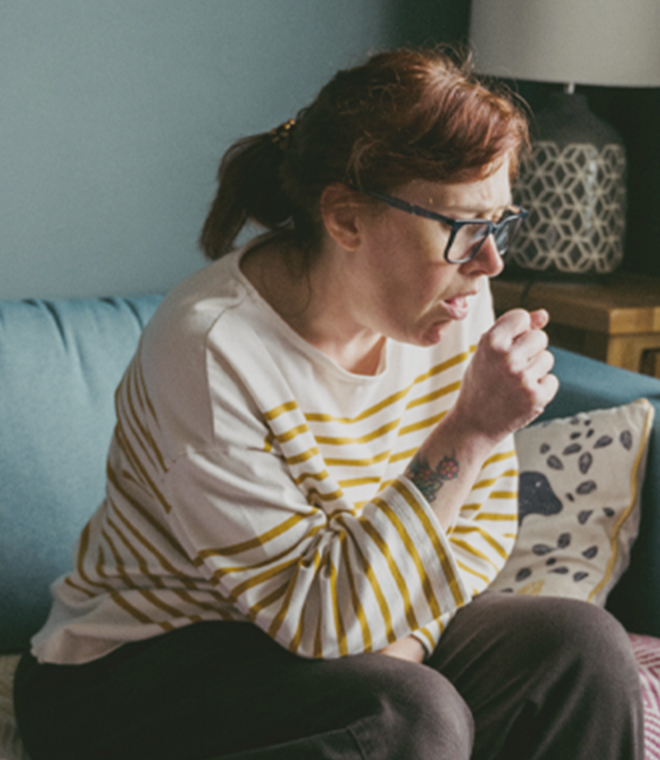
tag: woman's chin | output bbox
[418,320,453,346]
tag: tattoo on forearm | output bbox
[405,454,460,504]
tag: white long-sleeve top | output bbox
[32,248,519,665]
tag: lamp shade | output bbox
[469,0,660,87]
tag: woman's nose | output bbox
[462,234,505,278]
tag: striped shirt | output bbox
[32,248,519,664]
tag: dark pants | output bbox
[13,593,644,760]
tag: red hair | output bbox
[200,47,529,259]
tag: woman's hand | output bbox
[449,308,559,447]
[378,635,426,664]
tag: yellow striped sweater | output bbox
[32,249,518,664]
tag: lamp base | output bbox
[508,93,627,277]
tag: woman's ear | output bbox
[319,183,366,251]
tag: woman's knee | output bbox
[430,594,643,759]
[505,595,638,680]
[540,598,640,696]
[433,593,641,704]
[348,655,474,759]
[448,592,632,658]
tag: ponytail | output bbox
[199,130,295,260]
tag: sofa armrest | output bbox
[542,348,660,635]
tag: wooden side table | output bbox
[491,273,660,377]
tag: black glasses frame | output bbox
[365,190,528,264]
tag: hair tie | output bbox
[270,118,296,147]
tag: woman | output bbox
[14,47,643,759]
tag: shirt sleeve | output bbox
[394,436,519,655]
[163,432,472,660]
[446,436,519,596]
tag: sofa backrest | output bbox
[0,296,162,653]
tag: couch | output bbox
[2,294,660,759]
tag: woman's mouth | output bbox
[442,294,470,320]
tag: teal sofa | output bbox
[1,294,660,756]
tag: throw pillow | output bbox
[489,398,654,605]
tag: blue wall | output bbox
[0,1,401,300]
[5,1,656,299]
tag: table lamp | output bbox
[469,0,660,277]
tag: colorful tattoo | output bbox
[405,454,460,504]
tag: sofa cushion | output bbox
[490,399,654,604]
[0,296,161,654]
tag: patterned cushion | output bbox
[490,399,654,604]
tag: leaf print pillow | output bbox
[489,398,655,606]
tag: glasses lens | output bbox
[444,209,527,263]
[494,214,524,254]
[446,223,491,263]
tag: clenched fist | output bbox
[450,308,559,446]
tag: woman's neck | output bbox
[240,237,385,375]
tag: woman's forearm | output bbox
[404,408,495,530]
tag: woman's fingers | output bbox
[487,309,551,371]
[527,343,555,381]
[528,308,550,331]
[455,307,559,441]
[486,308,533,351]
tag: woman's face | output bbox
[346,160,511,347]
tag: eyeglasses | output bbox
[365,190,528,264]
